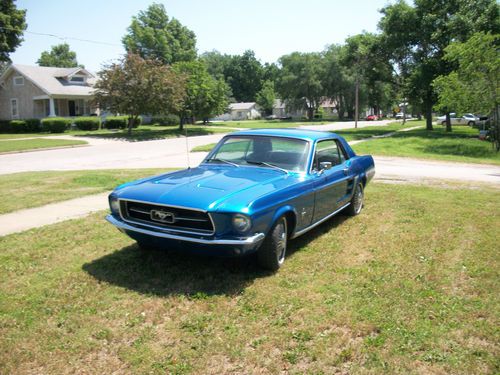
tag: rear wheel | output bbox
[257,216,287,271]
[468,121,474,126]
[345,182,364,216]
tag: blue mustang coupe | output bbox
[107,129,375,270]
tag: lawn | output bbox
[0,183,498,374]
[353,122,500,165]
[0,138,87,153]
[206,118,337,129]
[0,169,167,214]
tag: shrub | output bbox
[73,116,101,131]
[104,116,141,129]
[9,120,28,133]
[151,114,180,126]
[41,118,70,133]
[0,120,11,133]
[25,118,41,132]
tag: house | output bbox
[213,102,261,121]
[272,99,338,118]
[0,64,97,120]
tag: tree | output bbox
[0,0,26,63]
[434,32,500,149]
[277,52,325,120]
[224,50,263,102]
[94,53,187,135]
[172,60,230,128]
[256,80,276,116]
[379,0,500,131]
[37,43,80,68]
[122,3,196,65]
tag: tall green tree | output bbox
[122,3,196,65]
[0,0,26,63]
[224,50,263,102]
[172,60,230,129]
[256,80,276,116]
[277,52,325,120]
[94,54,187,135]
[379,0,500,131]
[434,32,500,149]
[37,43,80,68]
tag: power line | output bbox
[0,26,122,48]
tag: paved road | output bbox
[1,120,499,185]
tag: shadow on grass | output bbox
[78,127,218,142]
[82,214,349,297]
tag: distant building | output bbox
[0,64,97,120]
[213,102,261,121]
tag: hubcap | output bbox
[354,186,363,213]
[277,219,287,264]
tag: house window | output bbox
[13,76,24,86]
[10,99,19,119]
[69,75,85,84]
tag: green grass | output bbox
[0,183,498,374]
[0,169,168,214]
[0,138,87,153]
[191,143,216,152]
[207,118,337,129]
[353,122,500,165]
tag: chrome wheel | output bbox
[276,218,287,265]
[353,184,364,214]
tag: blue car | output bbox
[106,129,375,270]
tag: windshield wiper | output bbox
[205,158,239,167]
[246,160,288,173]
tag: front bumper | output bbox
[106,214,265,248]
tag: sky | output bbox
[10,0,393,72]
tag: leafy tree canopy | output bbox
[122,3,197,65]
[94,53,187,134]
[0,0,26,63]
[37,43,80,68]
[256,80,276,116]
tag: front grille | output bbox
[120,200,214,234]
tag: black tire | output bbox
[345,182,364,216]
[468,121,474,126]
[257,216,288,271]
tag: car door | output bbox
[311,139,350,222]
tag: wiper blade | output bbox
[206,158,239,167]
[246,160,288,173]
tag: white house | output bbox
[0,64,97,120]
[214,102,261,121]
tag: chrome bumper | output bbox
[106,215,265,246]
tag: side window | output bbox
[314,140,342,170]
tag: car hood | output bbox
[114,165,299,212]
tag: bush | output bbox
[0,120,11,133]
[150,114,180,126]
[9,120,28,133]
[41,118,71,133]
[25,118,41,132]
[104,116,141,129]
[73,116,101,131]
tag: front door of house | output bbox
[68,100,76,116]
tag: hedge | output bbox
[104,116,142,129]
[150,114,180,126]
[41,118,71,133]
[73,116,101,131]
[0,119,41,133]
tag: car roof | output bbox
[229,128,339,142]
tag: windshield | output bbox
[205,136,310,172]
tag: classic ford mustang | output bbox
[106,129,375,270]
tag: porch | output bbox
[33,96,97,118]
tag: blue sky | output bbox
[11,0,392,72]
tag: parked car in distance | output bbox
[106,129,375,270]
[365,114,378,121]
[436,113,484,126]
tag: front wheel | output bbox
[257,216,288,271]
[468,121,474,126]
[345,182,364,216]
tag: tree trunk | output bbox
[354,78,359,128]
[127,116,135,136]
[307,107,314,120]
[425,101,433,131]
[445,111,452,132]
[179,116,184,132]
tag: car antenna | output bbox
[185,122,191,170]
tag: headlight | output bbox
[109,196,120,214]
[232,214,251,233]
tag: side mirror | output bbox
[319,161,332,171]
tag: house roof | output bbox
[229,102,256,110]
[1,64,96,97]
